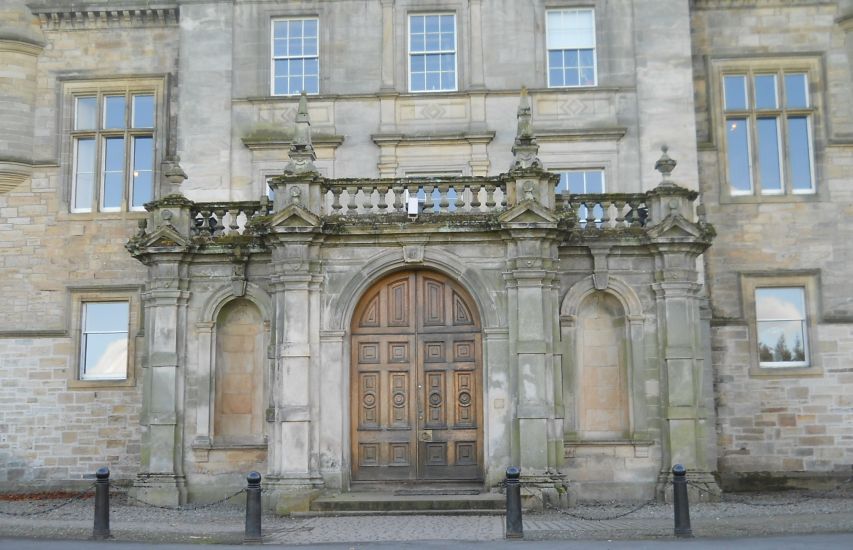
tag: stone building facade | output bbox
[0,0,850,509]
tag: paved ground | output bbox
[1,488,853,545]
[3,533,853,550]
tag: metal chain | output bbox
[109,486,246,511]
[0,484,95,517]
[520,486,659,521]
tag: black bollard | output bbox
[672,464,693,538]
[244,471,262,544]
[92,467,110,540]
[505,466,523,539]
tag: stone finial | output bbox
[284,92,318,175]
[516,86,534,141]
[654,145,677,186]
[510,86,542,171]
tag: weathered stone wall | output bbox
[0,5,178,488]
[692,0,853,484]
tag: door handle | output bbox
[419,430,433,442]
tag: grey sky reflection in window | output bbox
[80,301,129,380]
[755,287,807,366]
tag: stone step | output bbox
[309,491,506,514]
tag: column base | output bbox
[656,470,721,503]
[263,474,325,514]
[517,473,570,511]
[131,473,187,507]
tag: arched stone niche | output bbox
[191,285,272,467]
[560,275,647,442]
[214,299,265,443]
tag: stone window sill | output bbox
[748,365,823,378]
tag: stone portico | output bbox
[125,95,718,510]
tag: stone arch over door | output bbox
[350,269,484,482]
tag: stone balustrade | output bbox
[190,200,272,237]
[556,192,650,229]
[321,177,507,215]
[136,177,703,241]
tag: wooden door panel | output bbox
[352,271,482,482]
[351,334,417,481]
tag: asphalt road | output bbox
[2,533,853,550]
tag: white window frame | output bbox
[721,68,816,197]
[66,85,159,214]
[408,13,458,93]
[79,301,130,381]
[546,8,598,88]
[270,17,320,96]
[754,287,809,368]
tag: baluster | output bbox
[485,184,496,209]
[454,184,465,211]
[392,182,404,212]
[347,186,358,213]
[228,208,240,234]
[191,211,201,236]
[331,186,343,213]
[213,209,226,236]
[362,184,374,211]
[377,185,389,211]
[614,200,626,227]
[598,200,610,229]
[584,201,596,229]
[423,183,435,213]
[199,209,212,236]
[470,183,481,210]
[628,200,641,228]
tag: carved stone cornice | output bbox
[28,3,179,30]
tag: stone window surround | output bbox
[739,272,822,378]
[708,55,825,205]
[67,286,142,390]
[60,77,167,216]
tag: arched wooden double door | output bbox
[351,270,483,482]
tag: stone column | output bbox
[262,207,325,511]
[134,255,190,506]
[645,164,719,499]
